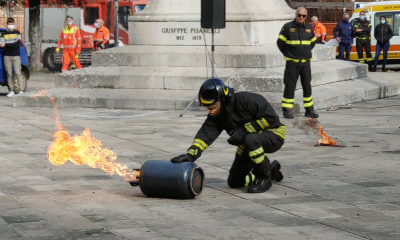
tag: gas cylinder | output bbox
[129,160,204,199]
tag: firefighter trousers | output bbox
[356,39,372,64]
[62,48,82,71]
[227,130,284,188]
[281,61,314,110]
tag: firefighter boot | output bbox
[270,160,284,182]
[282,108,294,119]
[248,159,272,193]
[305,108,319,118]
[247,172,272,193]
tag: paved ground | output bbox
[0,72,399,240]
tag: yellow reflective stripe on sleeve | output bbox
[279,35,287,42]
[245,123,257,133]
[303,96,312,102]
[310,37,317,42]
[187,149,198,156]
[192,139,208,151]
[304,102,313,107]
[236,145,244,155]
[368,24,371,27]
[249,147,264,157]
[256,118,270,130]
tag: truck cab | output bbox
[23,0,148,71]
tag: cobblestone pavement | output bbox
[0,72,399,240]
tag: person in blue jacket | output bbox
[333,13,354,61]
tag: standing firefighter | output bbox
[354,11,373,71]
[277,7,319,119]
[171,78,285,193]
[93,19,110,50]
[56,16,82,73]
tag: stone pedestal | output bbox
[129,0,295,46]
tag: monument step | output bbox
[13,73,399,112]
[57,60,367,92]
[92,45,336,68]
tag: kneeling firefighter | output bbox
[171,78,285,193]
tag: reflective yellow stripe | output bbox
[368,24,371,27]
[367,57,374,61]
[192,139,208,151]
[284,56,311,62]
[303,96,312,102]
[356,36,369,40]
[282,98,295,103]
[304,101,313,107]
[271,131,285,140]
[244,173,255,187]
[310,37,317,42]
[245,123,257,133]
[252,155,265,164]
[286,40,301,45]
[256,118,270,130]
[187,149,198,156]
[249,147,264,157]
[267,126,286,140]
[301,40,311,45]
[359,60,365,63]
[282,103,294,108]
[279,35,287,41]
[199,97,214,105]
[236,145,244,155]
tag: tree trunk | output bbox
[29,0,42,72]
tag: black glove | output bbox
[171,154,195,163]
[227,128,247,146]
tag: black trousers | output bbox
[356,38,372,63]
[227,131,284,188]
[281,61,313,110]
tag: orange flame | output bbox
[305,118,337,146]
[33,87,48,99]
[46,97,137,181]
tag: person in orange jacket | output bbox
[311,16,327,44]
[93,19,110,50]
[56,16,82,73]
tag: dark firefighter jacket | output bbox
[186,92,285,160]
[277,19,316,62]
[374,23,393,44]
[353,19,371,39]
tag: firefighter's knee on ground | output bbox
[227,174,244,188]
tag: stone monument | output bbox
[13,0,399,111]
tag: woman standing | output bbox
[373,16,393,72]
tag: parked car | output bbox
[0,27,30,92]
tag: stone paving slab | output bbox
[1,72,400,239]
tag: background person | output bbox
[372,16,393,72]
[93,19,110,50]
[333,13,354,61]
[277,7,319,119]
[0,17,23,97]
[353,11,373,71]
[311,16,327,44]
[56,16,82,73]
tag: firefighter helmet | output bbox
[198,78,233,107]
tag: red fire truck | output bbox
[24,0,148,71]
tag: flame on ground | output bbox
[37,92,137,181]
[306,118,337,146]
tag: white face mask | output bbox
[94,23,99,28]
[67,22,73,26]
[360,16,365,20]
[7,25,15,30]
[381,20,385,24]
